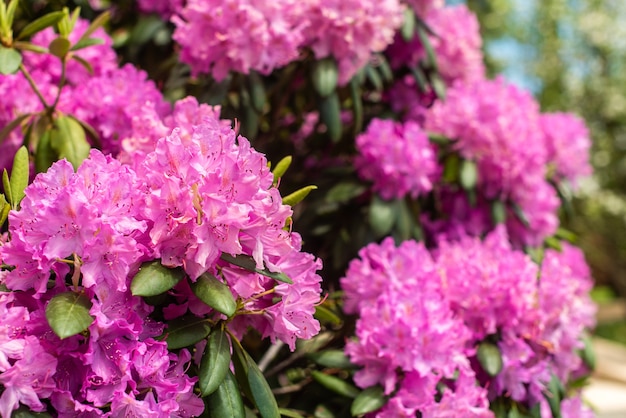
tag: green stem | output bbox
[19,63,50,112]
[50,57,67,112]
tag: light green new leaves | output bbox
[282,185,317,207]
[46,292,94,339]
[198,328,231,396]
[1,146,29,210]
[17,11,65,40]
[0,45,21,74]
[130,260,185,297]
[312,58,338,98]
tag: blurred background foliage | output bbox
[466,0,626,298]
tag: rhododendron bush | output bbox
[0,0,596,417]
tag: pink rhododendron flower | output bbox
[355,118,440,200]
[303,0,405,84]
[540,112,593,187]
[137,0,184,19]
[425,78,559,245]
[172,0,306,80]
[389,4,485,85]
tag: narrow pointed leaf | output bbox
[581,334,596,370]
[2,169,11,206]
[79,11,110,42]
[491,200,507,225]
[6,0,18,27]
[130,260,185,297]
[165,315,212,349]
[10,146,29,208]
[349,79,363,135]
[401,8,416,41]
[308,350,353,369]
[272,156,292,185]
[17,11,65,40]
[45,292,94,339]
[0,46,22,75]
[70,37,104,51]
[248,71,266,112]
[417,25,438,71]
[191,273,237,317]
[220,253,293,284]
[0,113,32,144]
[13,41,48,54]
[430,73,446,100]
[0,195,10,226]
[311,371,359,398]
[319,92,342,143]
[365,65,382,91]
[199,329,232,396]
[205,371,245,418]
[71,54,94,75]
[231,340,253,401]
[35,130,57,174]
[50,115,90,170]
[351,386,386,416]
[477,342,503,377]
[244,348,280,418]
[314,305,342,326]
[282,185,317,207]
[312,58,338,97]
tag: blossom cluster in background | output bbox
[341,229,595,417]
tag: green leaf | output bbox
[272,156,292,186]
[191,273,237,317]
[45,292,94,339]
[477,341,503,377]
[12,405,53,417]
[0,46,22,75]
[243,349,280,418]
[165,315,212,350]
[9,146,29,209]
[319,92,342,143]
[130,260,185,297]
[205,371,245,418]
[79,10,110,42]
[417,25,438,71]
[278,409,306,418]
[0,113,32,145]
[71,54,94,75]
[50,115,90,170]
[410,65,428,93]
[308,350,353,369]
[491,200,507,225]
[311,371,359,398]
[365,65,383,91]
[349,79,363,136]
[545,374,563,418]
[459,159,478,191]
[581,334,596,370]
[199,328,232,396]
[248,71,266,112]
[17,11,65,40]
[282,185,317,207]
[13,41,48,54]
[401,8,416,41]
[369,196,397,238]
[0,194,10,226]
[430,73,446,100]
[512,202,530,228]
[325,182,366,204]
[220,253,293,284]
[2,169,11,205]
[5,0,18,31]
[49,37,71,58]
[314,305,342,326]
[35,129,57,174]
[70,37,105,51]
[351,386,386,416]
[312,58,338,97]
[375,56,393,84]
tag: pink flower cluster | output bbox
[172,0,307,81]
[540,112,592,187]
[354,118,439,200]
[0,118,322,416]
[425,77,560,245]
[172,0,405,84]
[137,0,184,19]
[341,228,595,416]
[388,4,485,85]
